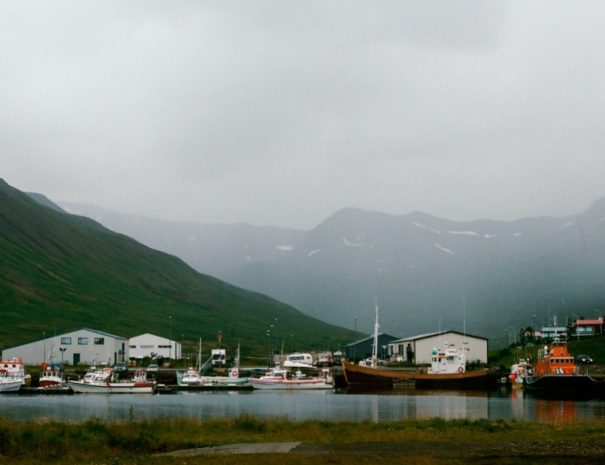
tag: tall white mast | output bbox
[372,300,380,369]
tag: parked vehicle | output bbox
[575,354,593,364]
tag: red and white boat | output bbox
[68,367,155,394]
[249,367,333,390]
[38,363,64,389]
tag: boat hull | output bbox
[524,374,605,398]
[341,360,491,389]
[200,376,250,387]
[249,379,333,390]
[0,380,23,392]
[68,381,155,394]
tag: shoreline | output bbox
[1,416,604,464]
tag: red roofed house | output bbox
[571,317,604,337]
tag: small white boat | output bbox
[180,367,203,386]
[0,358,26,392]
[509,359,532,389]
[200,343,249,386]
[250,367,333,390]
[179,338,204,386]
[0,375,23,393]
[68,367,155,394]
[200,366,250,386]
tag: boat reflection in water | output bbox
[2,388,605,424]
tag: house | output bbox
[570,317,604,337]
[128,333,181,360]
[343,333,399,362]
[387,330,488,365]
[1,328,128,366]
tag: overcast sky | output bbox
[2,1,605,229]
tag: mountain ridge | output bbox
[0,179,359,354]
[53,192,605,346]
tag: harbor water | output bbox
[2,388,605,423]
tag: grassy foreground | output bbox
[1,416,605,465]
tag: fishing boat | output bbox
[0,358,26,392]
[179,338,203,386]
[38,363,64,389]
[180,367,202,386]
[200,343,249,386]
[341,346,490,389]
[341,305,490,389]
[249,366,333,390]
[508,359,531,389]
[523,338,605,398]
[68,367,155,394]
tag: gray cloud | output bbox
[1,1,604,228]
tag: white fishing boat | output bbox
[0,374,23,393]
[199,343,249,386]
[180,367,203,386]
[68,367,155,394]
[0,358,26,392]
[179,338,203,386]
[249,366,333,390]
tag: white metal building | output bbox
[128,333,181,360]
[387,330,488,365]
[1,328,128,366]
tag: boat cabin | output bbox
[535,342,577,376]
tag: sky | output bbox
[2,0,605,229]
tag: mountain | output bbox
[58,199,605,346]
[0,179,359,355]
[59,202,306,279]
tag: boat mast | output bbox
[372,300,379,369]
[197,338,202,372]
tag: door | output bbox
[73,353,80,365]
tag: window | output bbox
[94,337,105,345]
[140,344,154,349]
[61,337,72,345]
[129,345,136,349]
[158,344,172,349]
[78,337,88,345]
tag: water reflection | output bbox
[1,389,604,424]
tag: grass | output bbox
[0,416,604,464]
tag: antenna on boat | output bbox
[372,299,380,369]
[462,290,467,337]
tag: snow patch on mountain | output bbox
[342,237,364,247]
[448,230,480,236]
[484,234,496,239]
[513,232,523,237]
[412,222,442,234]
[276,245,294,252]
[435,243,454,255]
[307,249,321,257]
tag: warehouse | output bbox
[387,330,488,365]
[1,328,128,366]
[128,333,181,360]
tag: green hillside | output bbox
[0,179,359,357]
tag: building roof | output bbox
[573,318,604,326]
[344,333,398,347]
[390,330,488,344]
[78,328,128,340]
[4,327,127,351]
